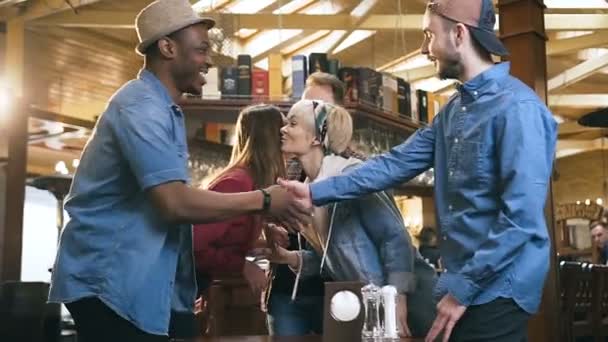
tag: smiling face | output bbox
[421,11,464,80]
[280,100,318,157]
[168,23,212,96]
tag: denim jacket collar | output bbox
[457,62,510,102]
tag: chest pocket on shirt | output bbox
[458,138,491,184]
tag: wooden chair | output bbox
[591,264,608,341]
[203,276,267,336]
[560,261,594,341]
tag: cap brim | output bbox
[135,17,216,56]
[469,27,509,57]
[578,107,608,128]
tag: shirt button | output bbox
[454,138,459,144]
[443,235,447,241]
[473,91,478,96]
[461,106,467,111]
[449,170,454,177]
[448,205,453,211]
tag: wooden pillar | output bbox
[497,1,559,342]
[0,18,27,282]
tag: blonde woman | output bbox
[267,100,437,337]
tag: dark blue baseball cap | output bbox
[426,0,509,57]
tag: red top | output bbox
[193,167,261,276]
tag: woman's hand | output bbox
[397,294,412,337]
[242,260,267,296]
[264,223,289,248]
[258,243,300,269]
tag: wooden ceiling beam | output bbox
[327,0,378,55]
[30,12,608,31]
[556,138,608,159]
[21,0,104,21]
[548,32,608,56]
[393,64,436,82]
[549,94,608,107]
[548,53,608,92]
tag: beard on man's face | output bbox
[437,52,463,80]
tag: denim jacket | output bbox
[297,156,437,336]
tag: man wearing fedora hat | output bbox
[278,0,558,341]
[48,0,309,341]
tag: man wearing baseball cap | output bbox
[278,0,558,341]
[48,0,308,341]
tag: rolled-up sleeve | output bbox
[110,100,189,191]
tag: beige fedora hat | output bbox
[135,0,215,56]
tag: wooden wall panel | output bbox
[24,27,141,121]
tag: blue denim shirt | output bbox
[49,69,196,335]
[311,63,558,314]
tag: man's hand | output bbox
[425,293,467,342]
[264,223,289,248]
[265,185,311,228]
[397,294,412,337]
[277,178,313,209]
[242,260,267,296]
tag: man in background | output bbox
[590,221,608,264]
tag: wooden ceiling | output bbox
[1,0,608,174]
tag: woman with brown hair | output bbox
[193,104,286,295]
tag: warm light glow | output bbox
[597,198,604,206]
[555,31,594,40]
[225,0,277,14]
[273,0,316,14]
[576,200,581,205]
[281,30,331,55]
[387,54,433,73]
[72,159,80,168]
[244,29,303,57]
[291,30,347,56]
[254,57,269,70]
[235,28,258,39]
[545,0,608,8]
[332,30,376,54]
[191,0,232,13]
[0,87,10,120]
[55,161,69,175]
[585,199,591,206]
[303,1,342,14]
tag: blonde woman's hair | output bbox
[291,99,353,155]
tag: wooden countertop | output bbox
[198,336,422,341]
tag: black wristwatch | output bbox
[259,188,271,212]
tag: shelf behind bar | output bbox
[179,97,424,133]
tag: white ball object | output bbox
[330,290,361,322]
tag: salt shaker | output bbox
[382,285,399,340]
[361,283,383,339]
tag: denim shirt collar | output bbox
[138,69,182,115]
[457,62,510,102]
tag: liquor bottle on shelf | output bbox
[237,54,252,99]
[221,66,238,99]
[309,52,329,74]
[338,67,359,103]
[292,55,308,100]
[252,69,269,101]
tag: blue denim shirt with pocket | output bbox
[48,69,196,335]
[310,63,558,314]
